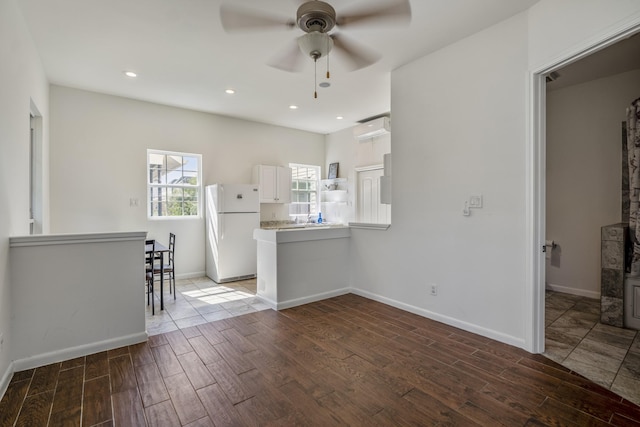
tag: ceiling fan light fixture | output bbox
[297,31,333,60]
[296,1,336,33]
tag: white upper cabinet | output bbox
[253,165,292,203]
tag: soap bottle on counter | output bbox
[317,212,323,224]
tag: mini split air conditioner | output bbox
[353,116,390,140]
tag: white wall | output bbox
[528,0,640,70]
[325,127,391,176]
[50,85,325,277]
[325,126,391,223]
[343,0,640,352]
[10,232,146,369]
[351,13,530,347]
[546,70,640,298]
[0,0,49,393]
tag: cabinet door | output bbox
[259,165,277,202]
[254,165,291,203]
[276,166,292,203]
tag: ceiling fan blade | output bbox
[220,4,295,33]
[267,40,307,73]
[331,33,380,70]
[337,0,411,28]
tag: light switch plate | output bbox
[469,195,483,208]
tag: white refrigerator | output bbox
[205,184,260,283]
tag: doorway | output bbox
[532,24,640,403]
[530,18,640,350]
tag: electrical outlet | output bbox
[430,284,438,296]
[469,194,483,208]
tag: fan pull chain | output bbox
[314,58,318,99]
[326,37,331,79]
[326,54,330,79]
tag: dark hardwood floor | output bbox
[2,294,640,426]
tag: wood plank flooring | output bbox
[2,294,640,426]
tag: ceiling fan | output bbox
[220,0,411,97]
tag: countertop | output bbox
[254,224,350,243]
[259,220,347,230]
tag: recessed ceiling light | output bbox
[319,81,330,88]
[336,116,344,120]
[225,88,235,94]
[123,71,137,78]
[289,105,298,110]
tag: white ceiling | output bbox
[16,0,539,134]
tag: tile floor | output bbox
[545,290,640,405]
[145,276,269,336]
[10,295,640,427]
[147,283,640,405]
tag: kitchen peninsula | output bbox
[253,225,351,309]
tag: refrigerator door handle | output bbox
[220,214,225,240]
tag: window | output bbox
[147,150,202,218]
[289,163,320,219]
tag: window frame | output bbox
[146,149,202,220]
[289,163,321,220]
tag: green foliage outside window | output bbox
[148,151,201,217]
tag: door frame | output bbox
[527,20,640,353]
[29,99,43,235]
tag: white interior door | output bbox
[356,167,391,224]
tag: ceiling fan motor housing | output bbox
[297,1,336,33]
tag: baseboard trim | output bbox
[350,288,527,350]
[545,283,600,299]
[275,288,352,310]
[176,271,206,280]
[12,332,148,372]
[255,294,277,310]
[0,361,15,402]
[259,287,526,350]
